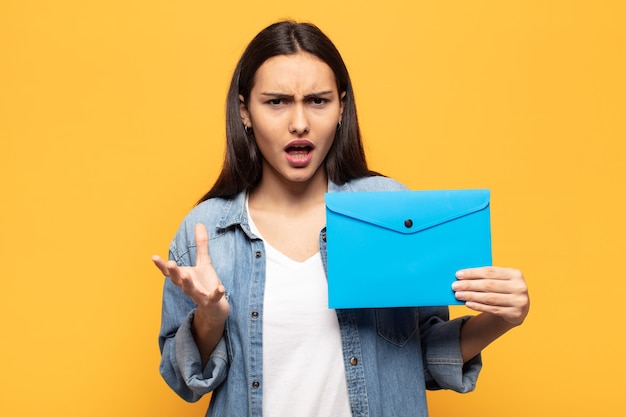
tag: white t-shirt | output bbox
[247,207,352,417]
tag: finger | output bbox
[166,260,184,286]
[152,255,170,276]
[208,285,226,303]
[463,301,510,317]
[179,274,206,297]
[456,266,517,280]
[464,301,528,325]
[455,290,514,306]
[194,223,212,266]
[452,278,513,294]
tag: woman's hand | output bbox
[452,266,529,327]
[152,223,230,364]
[453,266,530,362]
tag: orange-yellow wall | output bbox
[2,1,625,416]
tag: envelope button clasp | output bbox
[404,219,413,228]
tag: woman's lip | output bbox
[284,140,315,167]
[284,139,315,151]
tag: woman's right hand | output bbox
[152,223,230,360]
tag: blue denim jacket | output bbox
[158,176,482,417]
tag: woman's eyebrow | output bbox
[260,90,335,98]
[305,90,334,98]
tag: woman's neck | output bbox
[249,169,328,212]
[247,168,328,262]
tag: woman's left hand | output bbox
[452,266,530,327]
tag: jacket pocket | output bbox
[375,308,419,347]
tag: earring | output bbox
[244,125,252,134]
[337,120,342,129]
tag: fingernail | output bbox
[455,271,464,278]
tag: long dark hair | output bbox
[198,21,376,203]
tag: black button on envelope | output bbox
[324,189,492,308]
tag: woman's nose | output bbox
[288,103,310,134]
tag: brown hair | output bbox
[198,21,375,203]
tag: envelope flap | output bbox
[325,189,490,234]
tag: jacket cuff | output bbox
[174,310,229,398]
[423,316,482,393]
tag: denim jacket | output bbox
[158,176,482,417]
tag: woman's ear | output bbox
[339,91,346,124]
[239,94,251,128]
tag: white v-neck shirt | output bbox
[247,204,351,417]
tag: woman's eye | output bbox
[310,97,328,105]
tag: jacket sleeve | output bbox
[157,227,229,402]
[418,306,482,393]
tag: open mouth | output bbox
[285,144,313,159]
[284,140,315,166]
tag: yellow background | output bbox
[2,0,625,416]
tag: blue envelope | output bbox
[325,189,492,308]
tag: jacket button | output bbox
[349,356,358,366]
[251,311,259,319]
[255,251,262,258]
[252,381,260,388]
[404,219,413,228]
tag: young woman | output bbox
[152,21,529,417]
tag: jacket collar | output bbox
[217,179,347,230]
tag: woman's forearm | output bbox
[459,312,519,363]
[192,307,227,368]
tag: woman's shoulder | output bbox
[188,192,245,225]
[172,193,246,243]
[336,175,409,192]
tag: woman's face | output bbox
[240,52,344,188]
